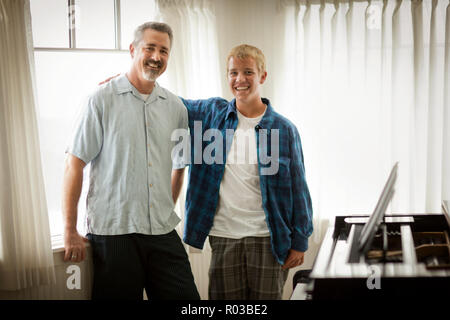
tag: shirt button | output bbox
[148,162,152,167]
[149,204,153,208]
[149,183,153,187]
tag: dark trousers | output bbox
[87,230,200,300]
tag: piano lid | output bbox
[358,162,399,254]
[443,200,450,227]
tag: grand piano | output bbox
[294,164,450,300]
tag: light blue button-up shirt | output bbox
[66,74,188,235]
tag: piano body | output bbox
[294,164,450,300]
[304,212,450,300]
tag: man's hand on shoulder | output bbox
[98,73,121,85]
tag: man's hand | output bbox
[62,154,87,263]
[64,230,89,263]
[98,73,121,85]
[282,249,305,270]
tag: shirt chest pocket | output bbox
[265,157,293,216]
[266,157,291,188]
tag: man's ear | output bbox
[130,43,135,58]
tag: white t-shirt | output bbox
[209,108,270,239]
[139,92,150,101]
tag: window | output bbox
[75,0,116,49]
[31,0,158,236]
[120,0,157,50]
[30,0,69,48]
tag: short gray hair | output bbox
[132,22,173,49]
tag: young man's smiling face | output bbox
[130,28,171,82]
[227,56,267,104]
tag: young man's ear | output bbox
[260,71,268,84]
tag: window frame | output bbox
[33,0,127,53]
[32,0,132,242]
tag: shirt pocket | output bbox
[266,157,293,218]
[267,157,291,187]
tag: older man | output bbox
[62,22,199,300]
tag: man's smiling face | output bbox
[131,28,171,82]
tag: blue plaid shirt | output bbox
[181,97,313,264]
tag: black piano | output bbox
[294,164,450,300]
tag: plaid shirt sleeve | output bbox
[289,126,313,252]
[180,97,216,123]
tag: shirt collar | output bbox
[226,98,275,129]
[114,74,167,100]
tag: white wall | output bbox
[0,246,93,300]
[215,0,278,102]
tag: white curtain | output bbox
[274,0,450,244]
[155,0,222,98]
[0,0,55,292]
[155,0,222,300]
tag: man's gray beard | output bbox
[142,69,159,82]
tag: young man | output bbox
[62,22,200,300]
[173,44,313,299]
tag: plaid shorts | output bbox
[208,236,288,300]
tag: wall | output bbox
[0,245,93,300]
[214,0,277,102]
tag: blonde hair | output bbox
[227,44,266,74]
